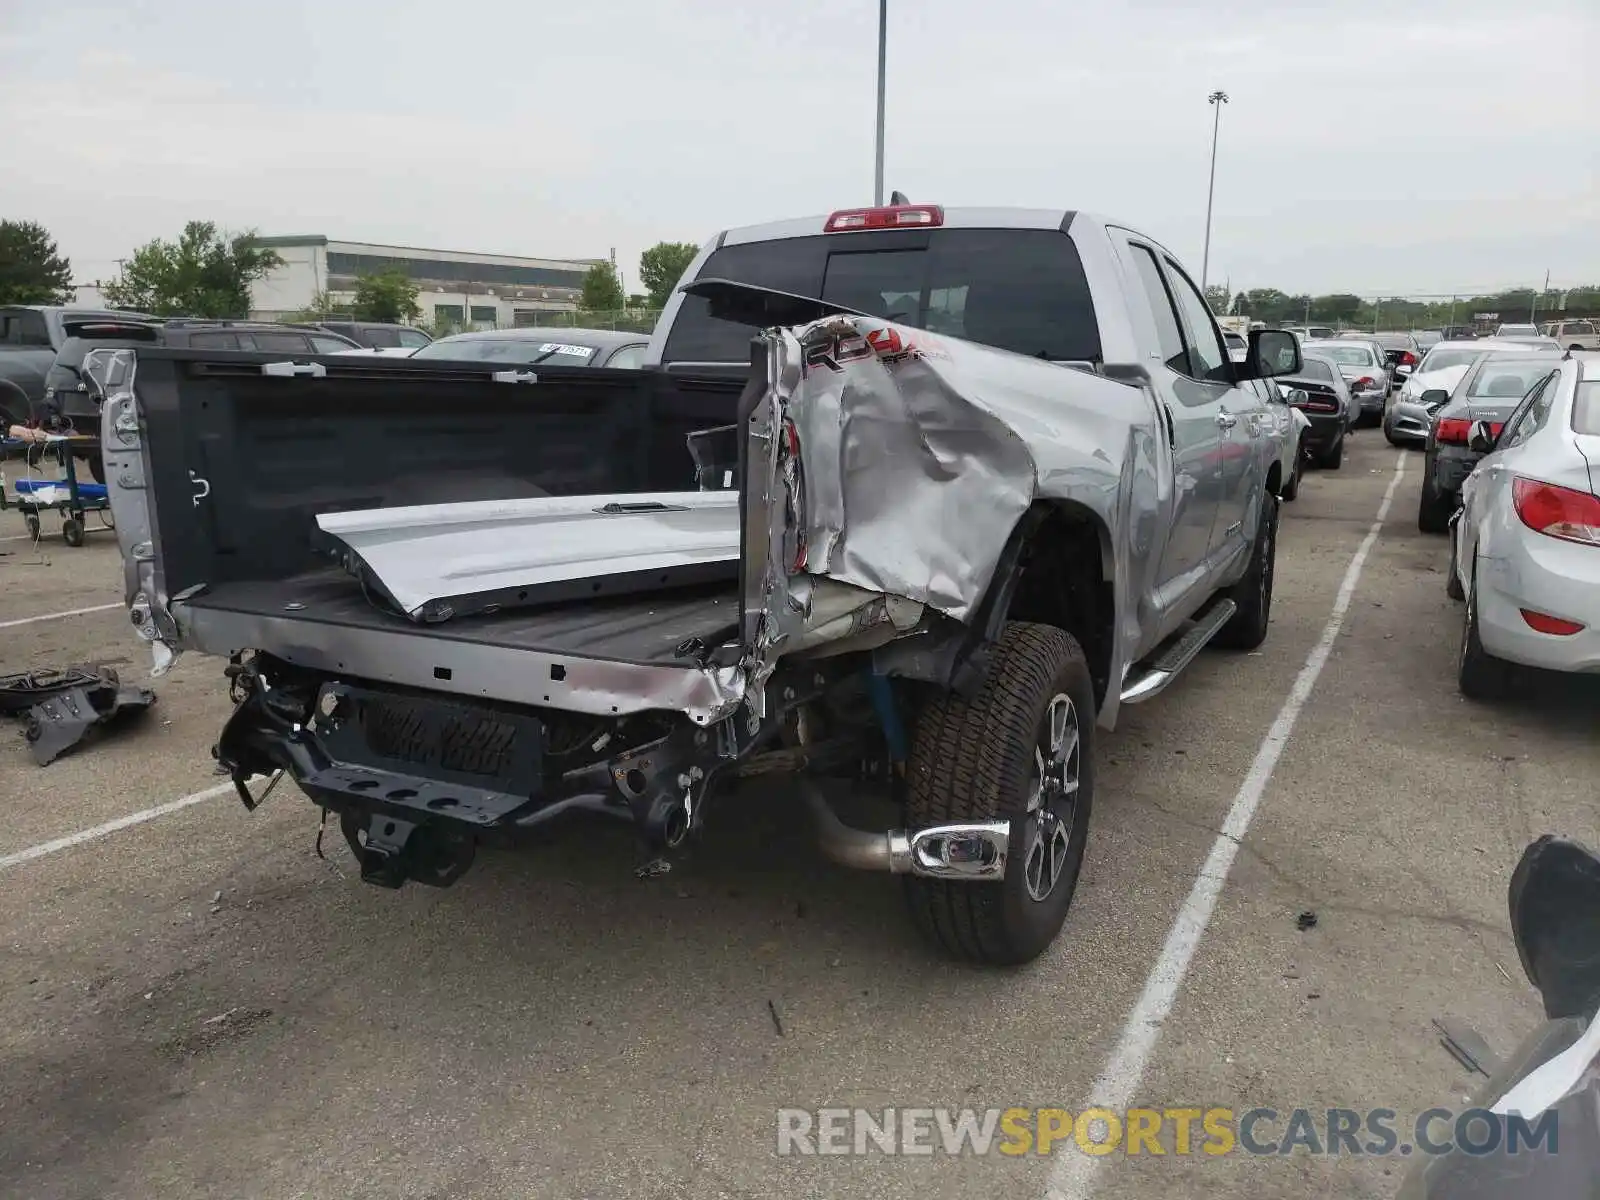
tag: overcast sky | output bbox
[2,0,1595,298]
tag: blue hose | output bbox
[866,671,908,767]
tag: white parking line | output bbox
[0,601,123,629]
[0,782,233,874]
[1045,451,1408,1200]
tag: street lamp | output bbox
[1200,90,1229,292]
[873,0,887,205]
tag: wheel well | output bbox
[1005,503,1115,707]
[0,381,28,426]
[1265,460,1283,497]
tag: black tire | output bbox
[1214,491,1278,650]
[1280,457,1300,502]
[1319,434,1344,470]
[1384,424,1405,448]
[1418,466,1452,534]
[24,515,41,541]
[86,453,106,484]
[1446,525,1465,601]
[903,621,1095,966]
[1458,564,1509,700]
[61,518,84,548]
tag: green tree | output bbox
[351,271,421,324]
[1310,294,1363,324]
[638,241,699,309]
[580,261,625,311]
[282,289,351,324]
[0,220,74,305]
[1203,284,1230,313]
[102,221,282,317]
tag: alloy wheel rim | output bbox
[1023,693,1081,903]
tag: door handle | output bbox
[1215,411,1238,430]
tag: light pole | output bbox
[873,0,887,205]
[1200,90,1229,292]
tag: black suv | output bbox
[34,320,362,479]
[313,321,432,350]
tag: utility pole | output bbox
[1200,90,1229,291]
[1530,269,1549,325]
[873,0,888,205]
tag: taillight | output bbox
[823,204,944,232]
[1353,376,1377,391]
[1434,418,1502,445]
[1512,477,1600,546]
[1520,609,1586,636]
[1400,351,1417,366]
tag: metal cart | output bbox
[0,434,112,547]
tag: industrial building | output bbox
[246,236,607,329]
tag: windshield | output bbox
[1575,382,1600,435]
[411,336,600,367]
[1467,362,1553,399]
[1497,324,1538,336]
[1306,344,1376,366]
[1375,334,1415,350]
[1223,332,1245,348]
[396,329,431,347]
[1418,347,1484,373]
[662,227,1102,364]
[1296,358,1336,382]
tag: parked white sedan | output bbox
[1450,353,1600,698]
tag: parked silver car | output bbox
[1303,339,1390,424]
[1384,338,1558,446]
[1449,353,1600,698]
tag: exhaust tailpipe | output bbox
[800,781,1010,882]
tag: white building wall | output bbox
[249,244,326,319]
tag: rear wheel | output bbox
[1280,455,1300,502]
[1418,466,1452,533]
[903,621,1095,966]
[61,518,85,548]
[1319,435,1344,470]
[1446,524,1465,601]
[1215,491,1278,650]
[1458,564,1510,700]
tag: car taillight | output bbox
[823,204,944,232]
[1519,609,1586,636]
[1400,351,1417,366]
[1512,477,1600,546]
[1354,376,1376,391]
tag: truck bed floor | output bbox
[186,569,739,666]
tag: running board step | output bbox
[1118,598,1238,705]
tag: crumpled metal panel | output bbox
[741,313,1148,722]
[316,491,739,621]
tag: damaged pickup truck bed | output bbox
[97,205,1303,965]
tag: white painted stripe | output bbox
[1045,452,1408,1200]
[0,783,233,873]
[0,601,122,629]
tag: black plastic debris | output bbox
[1,665,156,765]
[1296,910,1318,931]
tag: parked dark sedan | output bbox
[1276,355,1353,469]
[410,327,650,369]
[1415,353,1560,532]
[314,320,432,350]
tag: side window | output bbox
[1162,259,1230,382]
[311,335,353,353]
[605,344,646,369]
[396,329,430,348]
[184,331,239,349]
[366,327,400,348]
[250,331,313,353]
[1498,373,1556,450]
[1,311,51,346]
[1125,245,1187,375]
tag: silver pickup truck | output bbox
[93,203,1301,966]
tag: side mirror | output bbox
[1282,388,1307,406]
[1468,420,1496,454]
[1244,329,1302,379]
[1419,388,1450,407]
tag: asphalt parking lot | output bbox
[2,434,1598,1200]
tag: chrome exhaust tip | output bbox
[800,781,1008,882]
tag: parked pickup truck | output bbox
[95,203,1301,966]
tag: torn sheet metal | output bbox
[315,491,740,623]
[1,666,157,765]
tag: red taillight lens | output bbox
[1520,609,1586,636]
[1354,376,1376,390]
[1512,477,1600,546]
[823,204,944,232]
[1435,418,1472,444]
[1400,351,1417,366]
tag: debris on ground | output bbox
[1296,910,1318,931]
[1432,1018,1498,1078]
[0,665,156,765]
[767,999,786,1037]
